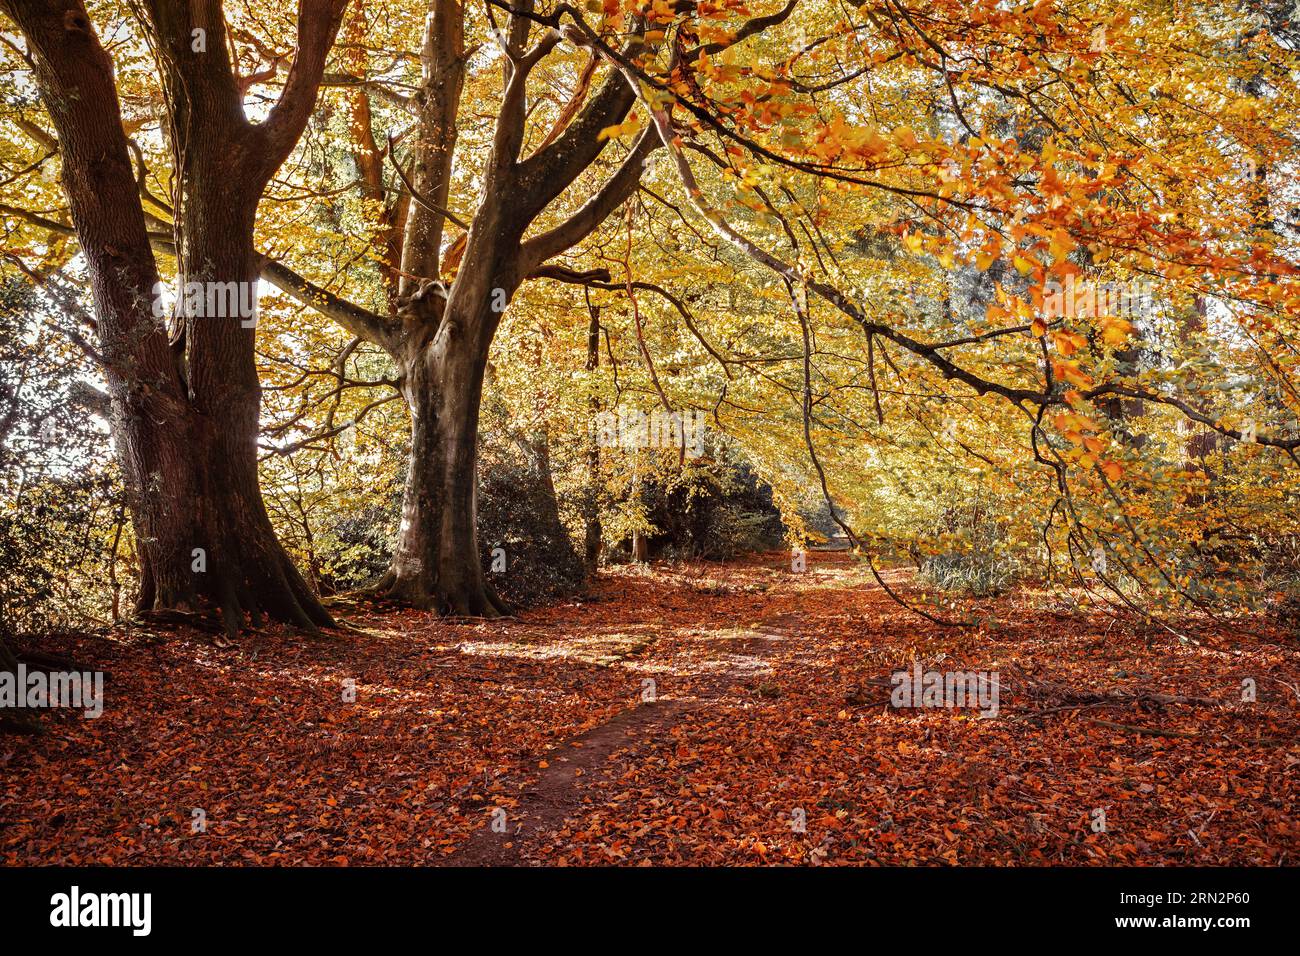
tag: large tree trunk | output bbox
[125,213,333,631]
[5,0,345,633]
[129,396,334,631]
[146,170,333,630]
[375,322,507,615]
[353,0,647,614]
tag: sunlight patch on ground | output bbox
[454,628,657,666]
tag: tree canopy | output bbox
[1,0,1298,627]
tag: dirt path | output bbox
[443,620,792,865]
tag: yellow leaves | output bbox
[810,116,898,163]
[1099,316,1134,347]
[1048,228,1076,263]
[975,235,1003,272]
[1226,98,1258,121]
[1054,407,1125,481]
[598,113,642,141]
[844,121,890,158]
[1053,411,1097,434]
[721,163,764,190]
[1030,317,1047,337]
[1012,253,1036,275]
[902,231,958,267]
[861,126,891,157]
[892,126,919,150]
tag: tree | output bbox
[272,0,1296,617]
[265,0,665,612]
[0,0,350,631]
[6,0,1296,626]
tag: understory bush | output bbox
[918,503,1022,597]
[477,421,586,608]
[612,451,786,561]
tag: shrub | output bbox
[477,429,586,607]
[918,503,1020,597]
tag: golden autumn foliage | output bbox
[0,0,1298,876]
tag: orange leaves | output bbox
[4,552,1299,867]
[810,116,891,164]
[1099,460,1124,481]
[1048,228,1076,263]
[808,118,934,167]
[892,125,920,150]
[1099,316,1134,347]
[1052,404,1124,478]
[1081,434,1108,457]
[1039,162,1065,198]
[1052,406,1112,470]
[643,0,677,22]
[1053,409,1098,437]
[1051,358,1093,389]
[1051,330,1088,356]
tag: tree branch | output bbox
[521,127,662,269]
[259,256,396,352]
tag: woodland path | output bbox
[2,552,1297,865]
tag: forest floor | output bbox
[2,551,1298,866]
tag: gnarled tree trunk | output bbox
[5,0,347,633]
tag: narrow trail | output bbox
[444,618,793,865]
